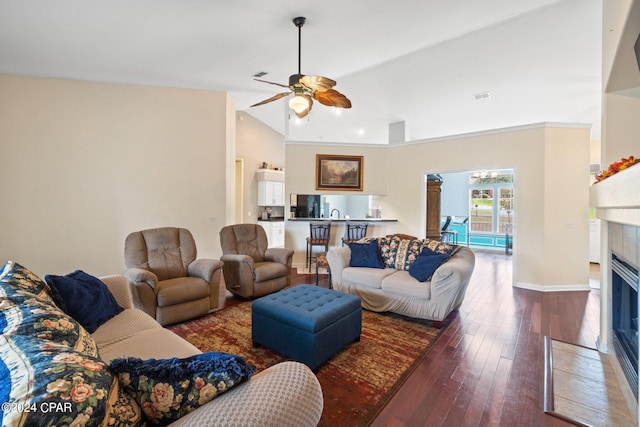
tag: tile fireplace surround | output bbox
[590,164,640,420]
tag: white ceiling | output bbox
[0,0,602,144]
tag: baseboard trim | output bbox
[514,282,591,292]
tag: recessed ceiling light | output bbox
[357,128,365,136]
[253,71,268,78]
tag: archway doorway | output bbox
[427,169,515,254]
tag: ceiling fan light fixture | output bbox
[250,16,351,115]
[289,94,310,114]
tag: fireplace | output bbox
[589,163,640,415]
[611,253,640,400]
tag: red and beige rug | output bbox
[168,300,446,426]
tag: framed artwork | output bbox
[316,154,363,191]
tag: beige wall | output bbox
[285,144,388,196]
[0,75,233,277]
[286,124,591,289]
[236,112,285,223]
[602,93,640,165]
[0,74,592,290]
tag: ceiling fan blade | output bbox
[250,91,291,107]
[300,75,336,92]
[254,78,290,89]
[313,89,352,109]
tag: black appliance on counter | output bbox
[291,194,322,218]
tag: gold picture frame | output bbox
[316,154,363,191]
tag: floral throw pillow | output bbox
[0,295,98,357]
[0,335,120,427]
[378,236,399,268]
[379,237,425,270]
[422,239,460,256]
[0,262,98,357]
[110,352,256,426]
[0,261,52,303]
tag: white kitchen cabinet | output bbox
[260,221,285,248]
[258,181,285,206]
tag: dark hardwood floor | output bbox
[291,250,600,427]
[217,250,599,426]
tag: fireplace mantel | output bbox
[590,164,640,226]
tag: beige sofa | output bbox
[1,261,322,427]
[96,274,323,426]
[327,238,475,324]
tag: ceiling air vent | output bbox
[253,71,268,78]
[473,91,491,101]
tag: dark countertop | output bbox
[257,217,285,222]
[287,218,397,222]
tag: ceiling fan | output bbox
[250,16,352,119]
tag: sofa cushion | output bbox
[381,271,431,300]
[348,240,384,268]
[156,277,210,307]
[408,252,450,282]
[45,270,124,333]
[342,267,396,290]
[110,352,255,426]
[254,262,288,283]
[0,335,121,427]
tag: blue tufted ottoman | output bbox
[251,284,362,370]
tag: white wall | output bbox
[0,75,233,277]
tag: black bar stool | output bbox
[306,221,331,270]
[342,221,368,246]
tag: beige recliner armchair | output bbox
[123,227,223,326]
[219,224,293,298]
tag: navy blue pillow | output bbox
[348,240,384,268]
[408,251,450,282]
[45,270,123,333]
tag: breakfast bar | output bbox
[286,218,398,268]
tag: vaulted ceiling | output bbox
[0,0,602,144]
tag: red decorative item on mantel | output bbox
[594,156,640,183]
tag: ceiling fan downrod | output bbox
[293,17,306,75]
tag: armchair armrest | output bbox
[122,267,158,291]
[265,247,294,287]
[122,267,159,318]
[220,254,254,265]
[188,259,223,283]
[220,254,255,296]
[264,248,293,267]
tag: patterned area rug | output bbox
[168,300,446,426]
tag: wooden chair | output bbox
[342,221,369,246]
[306,221,331,270]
